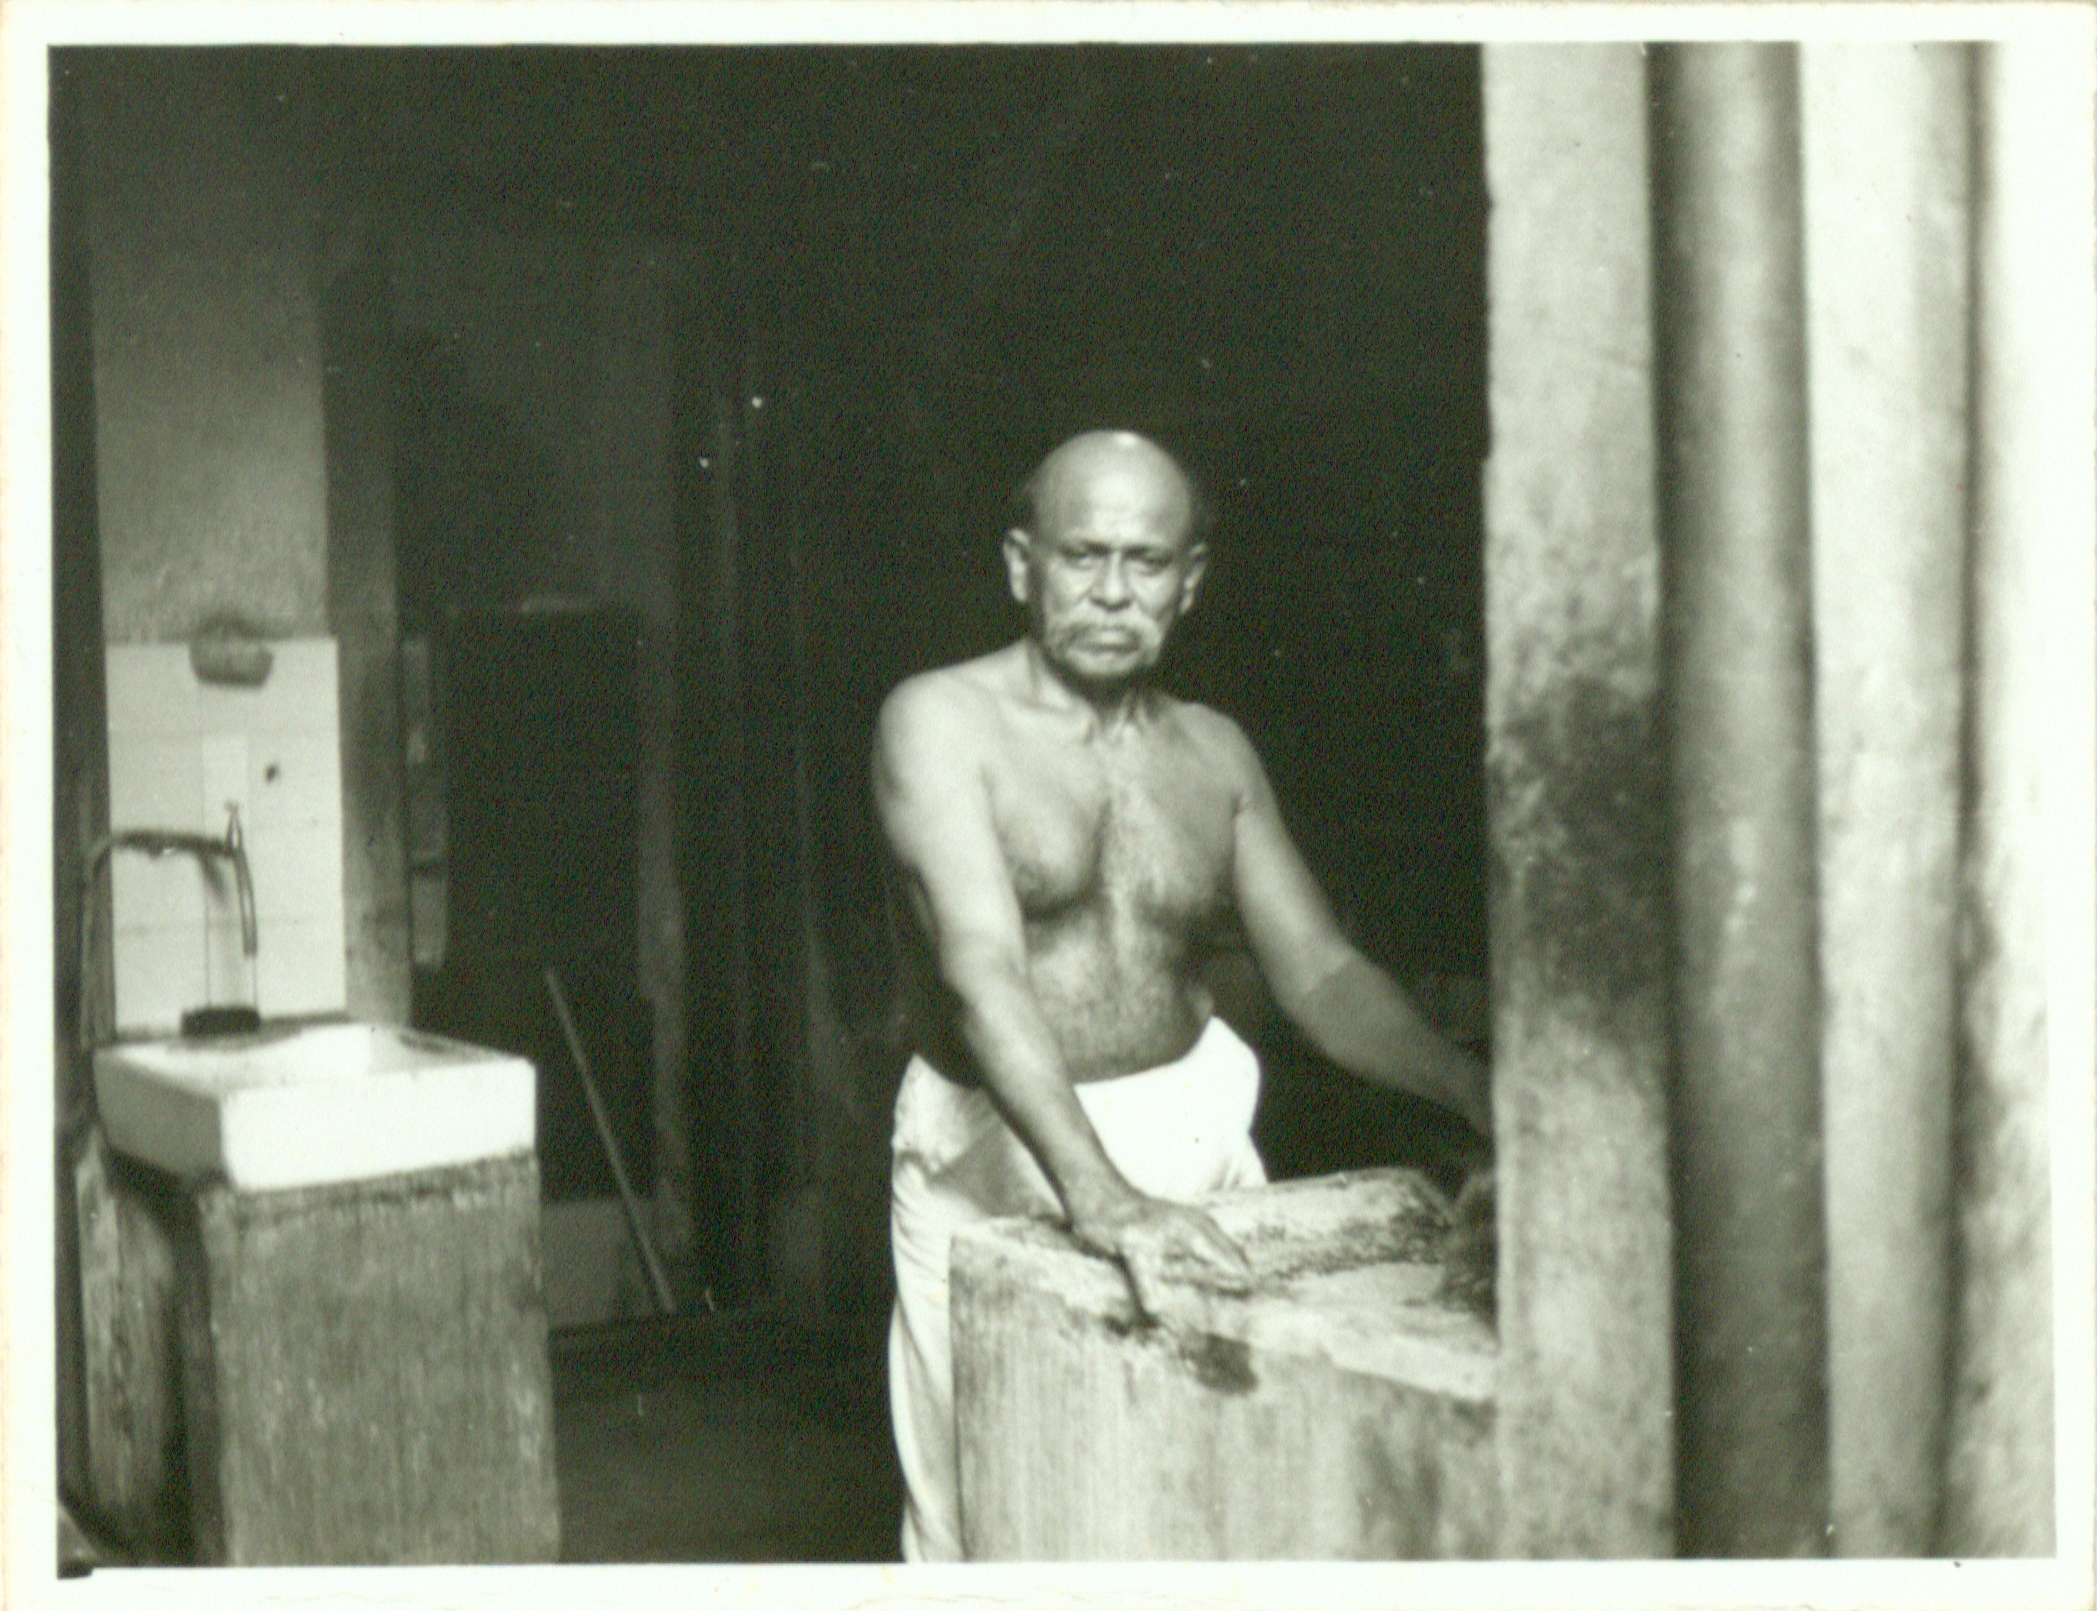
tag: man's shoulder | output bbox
[1160,695,1260,772]
[875,652,1014,764]
[881,654,1002,725]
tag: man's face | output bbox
[1005,452,1207,691]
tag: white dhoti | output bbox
[886,1015,1266,1562]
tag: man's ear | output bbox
[1003,528,1033,605]
[1178,543,1210,615]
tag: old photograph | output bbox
[3,5,2090,1610]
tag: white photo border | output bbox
[5,5,2090,1610]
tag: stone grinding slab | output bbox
[952,1167,1496,1560]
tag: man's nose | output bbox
[1093,557,1133,606]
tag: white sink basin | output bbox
[94,1020,536,1191]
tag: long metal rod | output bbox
[544,966,676,1317]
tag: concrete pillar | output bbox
[1944,37,2094,1557]
[1481,44,1673,1557]
[1650,44,1829,1557]
[1798,43,1971,1557]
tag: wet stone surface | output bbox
[1232,1202,1451,1285]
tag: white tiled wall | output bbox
[104,639,347,1035]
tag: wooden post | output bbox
[323,238,412,1027]
[1480,44,1674,1557]
[674,304,766,1300]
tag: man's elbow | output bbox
[936,939,1030,1016]
[1270,942,1371,1025]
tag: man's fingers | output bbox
[1184,1217,1254,1290]
[1078,1196,1257,1315]
[1121,1244,1226,1337]
[1119,1244,1167,1321]
[1149,1209,1252,1293]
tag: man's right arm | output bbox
[871,676,1250,1304]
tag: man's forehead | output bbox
[1034,432,1194,528]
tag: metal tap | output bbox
[80,807,257,1051]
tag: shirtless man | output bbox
[874,428,1489,1561]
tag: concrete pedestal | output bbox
[951,1169,1495,1560]
[174,1152,560,1564]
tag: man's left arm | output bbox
[1218,718,1491,1140]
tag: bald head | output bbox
[1002,430,1212,692]
[1017,430,1207,548]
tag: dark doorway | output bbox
[671,45,1489,1300]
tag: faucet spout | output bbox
[80,810,259,1051]
[218,809,258,960]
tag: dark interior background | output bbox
[634,45,1491,1300]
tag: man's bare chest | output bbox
[983,742,1236,928]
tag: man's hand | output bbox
[1066,1183,1254,1321]
[1437,1166,1496,1322]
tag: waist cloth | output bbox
[886,1014,1266,1562]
